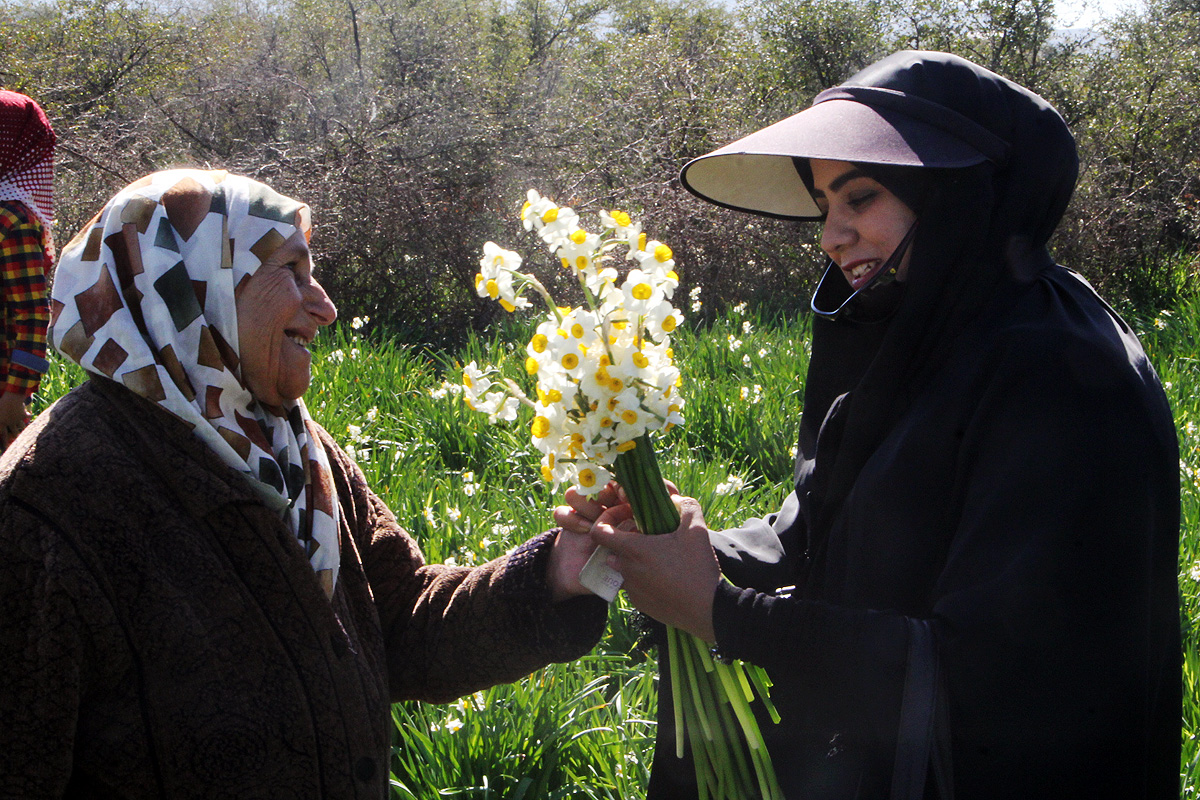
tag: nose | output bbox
[820,209,856,261]
[305,278,338,326]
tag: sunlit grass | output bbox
[26,299,1200,795]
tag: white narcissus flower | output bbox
[643,301,683,342]
[572,460,613,496]
[521,189,558,232]
[610,387,650,442]
[620,268,664,319]
[536,205,580,249]
[556,227,602,274]
[461,361,493,411]
[475,242,531,313]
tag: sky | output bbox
[1055,0,1141,28]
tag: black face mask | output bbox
[810,220,918,323]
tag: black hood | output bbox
[842,50,1077,269]
[789,52,1080,556]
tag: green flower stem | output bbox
[613,436,782,800]
[665,624,687,759]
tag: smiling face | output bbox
[810,159,919,291]
[235,229,338,407]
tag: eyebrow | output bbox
[811,167,869,198]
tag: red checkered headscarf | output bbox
[0,90,56,231]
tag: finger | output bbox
[594,481,622,507]
[564,486,606,520]
[672,495,707,531]
[589,517,637,552]
[595,503,634,528]
[552,505,585,533]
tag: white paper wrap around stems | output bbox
[579,544,624,602]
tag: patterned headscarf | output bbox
[50,170,341,597]
[0,90,56,231]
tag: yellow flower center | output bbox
[500,298,516,313]
[608,378,624,392]
[655,243,673,262]
[531,416,551,438]
[621,409,638,425]
[578,468,597,488]
[576,256,588,271]
[637,232,647,252]
[570,323,584,338]
[666,270,679,282]
[612,210,631,227]
[662,315,677,332]
[542,207,558,223]
[525,356,539,375]
[474,273,484,289]
[616,440,636,453]
[633,352,649,368]
[531,333,548,353]
[485,279,499,299]
[561,352,579,370]
[570,229,587,244]
[632,283,652,301]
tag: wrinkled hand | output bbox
[546,524,602,603]
[0,391,29,450]
[589,495,720,642]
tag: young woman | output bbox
[566,50,1182,798]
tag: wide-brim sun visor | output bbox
[679,90,1003,220]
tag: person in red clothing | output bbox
[0,89,54,449]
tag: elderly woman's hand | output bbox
[551,482,624,535]
[546,525,600,603]
[588,495,720,642]
[548,482,639,602]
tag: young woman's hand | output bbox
[588,495,721,642]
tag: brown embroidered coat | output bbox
[0,378,606,799]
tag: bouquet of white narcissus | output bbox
[463,191,685,498]
[462,190,782,800]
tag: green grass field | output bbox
[30,299,1200,796]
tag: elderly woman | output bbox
[570,51,1181,798]
[0,169,606,797]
